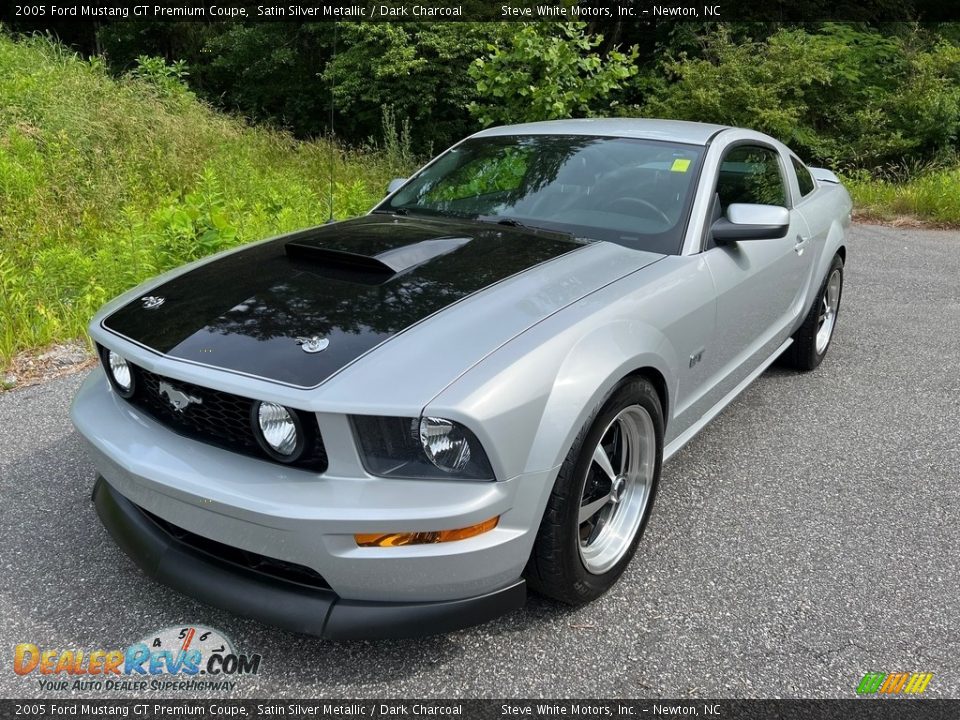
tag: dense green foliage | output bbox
[467,23,638,126]
[96,22,507,151]
[326,23,508,152]
[640,24,960,169]
[74,21,960,172]
[0,34,404,364]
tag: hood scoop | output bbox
[286,235,472,275]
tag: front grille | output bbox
[99,345,327,472]
[139,505,332,591]
[136,366,260,453]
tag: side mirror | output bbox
[712,203,789,243]
[386,178,407,195]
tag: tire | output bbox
[783,254,844,372]
[525,377,663,605]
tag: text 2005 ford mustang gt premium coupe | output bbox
[72,119,851,639]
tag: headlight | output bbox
[419,417,472,473]
[351,415,494,481]
[102,348,135,398]
[251,401,304,462]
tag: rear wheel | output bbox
[525,377,663,605]
[784,254,844,371]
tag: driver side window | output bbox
[716,145,788,211]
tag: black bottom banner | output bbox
[1,700,958,720]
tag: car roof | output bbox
[471,118,730,146]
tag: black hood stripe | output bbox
[102,215,585,389]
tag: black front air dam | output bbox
[92,477,526,640]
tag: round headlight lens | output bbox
[256,402,299,457]
[107,351,132,392]
[419,416,472,473]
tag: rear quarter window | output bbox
[792,156,816,197]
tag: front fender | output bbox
[526,318,676,475]
[425,282,680,482]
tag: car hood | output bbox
[100,214,663,390]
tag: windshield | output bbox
[379,134,705,254]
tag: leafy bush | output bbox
[129,54,192,98]
[0,33,408,366]
[468,22,639,127]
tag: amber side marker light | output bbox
[355,516,499,547]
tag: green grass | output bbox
[845,168,960,225]
[0,33,409,367]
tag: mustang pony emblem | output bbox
[296,336,330,354]
[158,381,203,413]
[141,296,165,309]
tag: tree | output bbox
[325,23,507,150]
[467,22,639,127]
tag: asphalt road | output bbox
[1,224,958,700]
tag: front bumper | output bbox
[93,477,525,639]
[72,369,556,634]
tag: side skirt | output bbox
[663,338,793,463]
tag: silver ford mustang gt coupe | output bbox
[71,119,852,639]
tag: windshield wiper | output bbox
[475,215,561,235]
[375,206,475,220]
[375,208,567,238]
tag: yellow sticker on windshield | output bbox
[671,158,691,172]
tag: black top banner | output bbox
[2,0,959,23]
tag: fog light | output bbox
[252,401,303,461]
[355,516,499,547]
[105,350,134,397]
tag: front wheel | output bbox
[784,254,844,371]
[525,377,663,605]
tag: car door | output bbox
[700,143,812,399]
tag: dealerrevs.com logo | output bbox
[13,626,262,693]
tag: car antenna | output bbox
[325,22,337,225]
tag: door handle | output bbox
[794,235,809,255]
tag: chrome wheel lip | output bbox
[815,268,842,355]
[577,405,656,575]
